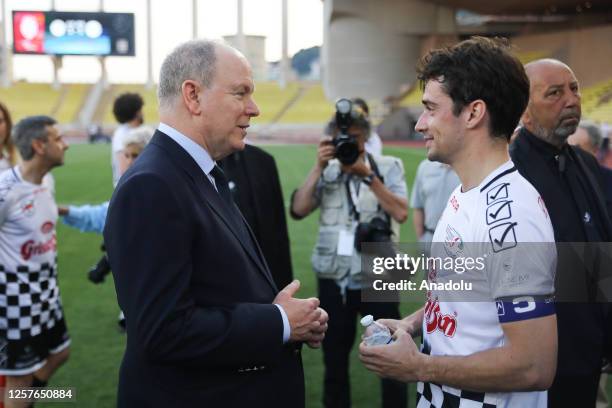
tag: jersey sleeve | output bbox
[484,189,557,323]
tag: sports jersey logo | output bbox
[496,301,505,316]
[537,196,549,219]
[21,234,56,261]
[486,200,513,225]
[488,222,518,253]
[424,297,457,337]
[444,225,464,257]
[21,199,35,217]
[486,182,509,205]
[41,221,54,234]
[450,195,459,211]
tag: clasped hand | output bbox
[274,280,329,348]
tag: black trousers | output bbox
[318,278,408,408]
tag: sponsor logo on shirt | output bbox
[21,234,56,261]
[425,297,457,337]
[20,199,35,217]
[444,225,464,257]
[537,196,549,219]
[450,195,459,212]
[41,221,54,234]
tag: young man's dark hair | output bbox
[112,93,144,124]
[416,36,529,140]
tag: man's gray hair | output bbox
[157,39,220,109]
[579,121,602,151]
[12,115,56,160]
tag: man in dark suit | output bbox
[510,59,612,408]
[219,145,293,289]
[103,40,328,408]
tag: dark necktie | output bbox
[210,165,257,253]
[210,165,233,205]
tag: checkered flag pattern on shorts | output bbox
[416,381,499,408]
[0,261,63,340]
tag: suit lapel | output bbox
[150,132,277,291]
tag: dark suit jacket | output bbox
[510,130,612,378]
[219,145,293,289]
[104,131,304,408]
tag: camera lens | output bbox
[335,136,360,165]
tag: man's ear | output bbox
[520,106,532,128]
[181,80,202,115]
[465,99,486,130]
[31,138,46,156]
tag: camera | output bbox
[88,243,111,284]
[332,98,361,165]
[355,217,392,250]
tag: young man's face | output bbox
[415,79,464,164]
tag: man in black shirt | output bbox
[219,144,294,289]
[510,58,612,408]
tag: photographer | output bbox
[291,99,408,408]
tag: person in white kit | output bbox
[0,116,70,407]
[359,37,558,408]
[111,92,144,187]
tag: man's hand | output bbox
[341,159,371,178]
[306,307,328,348]
[274,280,328,343]
[359,328,425,382]
[58,206,69,216]
[379,316,421,337]
[317,137,335,170]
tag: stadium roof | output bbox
[431,0,612,15]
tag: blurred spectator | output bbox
[410,159,459,256]
[60,126,153,233]
[87,124,111,144]
[511,58,612,408]
[352,97,383,156]
[291,104,408,408]
[59,126,152,330]
[219,144,293,289]
[0,102,19,171]
[111,93,144,187]
[568,122,612,208]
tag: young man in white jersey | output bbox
[0,116,69,408]
[360,37,558,408]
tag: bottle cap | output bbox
[360,315,374,327]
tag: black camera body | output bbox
[355,216,392,248]
[333,98,361,165]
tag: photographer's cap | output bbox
[360,315,374,327]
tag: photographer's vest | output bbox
[311,155,401,284]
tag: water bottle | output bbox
[361,315,393,346]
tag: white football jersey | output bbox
[418,160,557,408]
[0,167,62,340]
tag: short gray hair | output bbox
[122,125,154,149]
[12,115,56,160]
[579,121,602,151]
[158,39,220,109]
